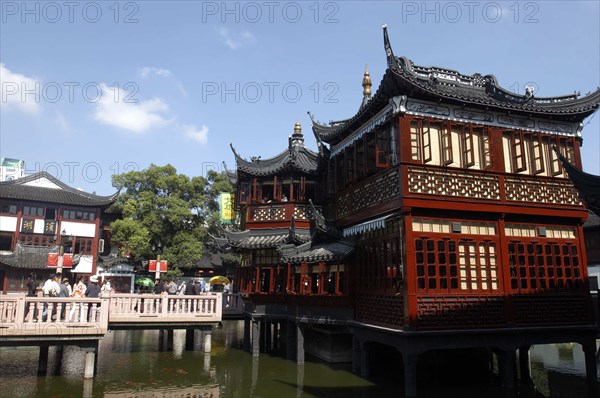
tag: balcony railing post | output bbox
[15,294,26,323]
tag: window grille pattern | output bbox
[508,241,583,292]
[504,177,581,205]
[408,167,500,200]
[415,238,499,293]
[413,218,496,236]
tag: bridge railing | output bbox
[0,294,108,338]
[222,293,244,316]
[106,293,222,323]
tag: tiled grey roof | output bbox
[0,241,80,270]
[214,228,311,249]
[313,26,600,145]
[230,143,320,177]
[557,151,600,218]
[0,172,118,207]
[279,238,355,264]
[584,211,600,229]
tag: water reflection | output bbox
[0,322,596,398]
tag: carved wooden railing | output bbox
[246,203,322,223]
[406,165,582,208]
[107,293,222,323]
[0,294,108,338]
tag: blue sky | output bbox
[1,1,599,195]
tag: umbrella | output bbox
[209,275,230,285]
[135,277,155,288]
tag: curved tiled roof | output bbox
[0,242,81,270]
[556,150,600,217]
[213,227,311,250]
[230,143,320,177]
[0,172,118,208]
[584,211,600,229]
[278,238,355,264]
[313,26,600,145]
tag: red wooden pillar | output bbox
[403,209,418,330]
[497,215,513,325]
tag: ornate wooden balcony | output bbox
[244,202,322,225]
[331,164,584,221]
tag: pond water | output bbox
[0,321,597,397]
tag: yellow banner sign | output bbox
[219,192,235,224]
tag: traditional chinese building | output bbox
[0,172,118,293]
[218,26,600,397]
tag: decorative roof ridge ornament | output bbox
[307,112,330,157]
[382,24,398,70]
[361,64,372,109]
[288,121,305,161]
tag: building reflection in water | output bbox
[0,322,596,398]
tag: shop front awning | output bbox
[343,214,395,237]
[73,255,93,273]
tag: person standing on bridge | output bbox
[85,275,101,321]
[41,274,60,321]
[59,278,71,320]
[70,275,86,322]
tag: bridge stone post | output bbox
[37,345,49,376]
[185,329,195,351]
[83,348,96,378]
[295,323,304,364]
[251,319,260,356]
[200,326,212,353]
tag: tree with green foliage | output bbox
[110,164,233,270]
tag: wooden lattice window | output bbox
[460,125,475,168]
[346,148,355,185]
[422,122,432,163]
[23,206,44,217]
[510,130,527,172]
[508,240,582,292]
[415,237,498,293]
[376,128,391,169]
[481,128,492,169]
[0,203,17,215]
[335,155,345,191]
[438,122,453,166]
[356,138,365,180]
[20,234,54,247]
[410,120,422,161]
[529,132,545,175]
[357,220,403,294]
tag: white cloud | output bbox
[139,66,186,96]
[219,28,256,50]
[93,83,171,133]
[54,112,70,132]
[0,63,41,114]
[139,66,172,78]
[181,124,208,145]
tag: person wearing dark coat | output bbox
[185,281,199,295]
[85,275,102,321]
[153,279,165,294]
[85,275,101,297]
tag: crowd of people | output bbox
[26,272,114,322]
[151,278,210,296]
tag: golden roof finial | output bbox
[294,120,302,135]
[362,65,372,98]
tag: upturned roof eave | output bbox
[0,171,119,208]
